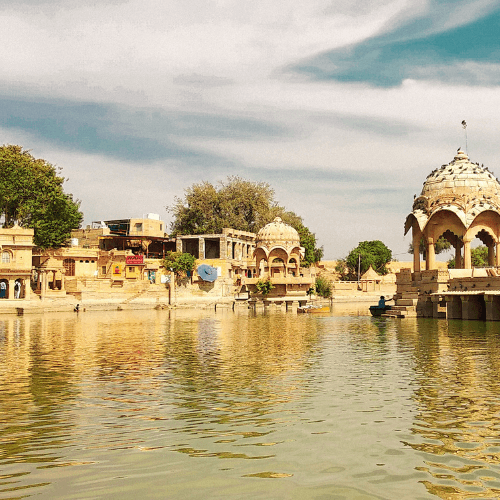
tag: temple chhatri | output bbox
[393,149,500,320]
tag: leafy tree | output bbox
[315,276,332,298]
[169,176,323,266]
[448,246,489,268]
[343,240,392,280]
[162,251,197,277]
[0,145,83,248]
[408,236,451,257]
[255,278,274,296]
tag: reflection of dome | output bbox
[256,217,300,247]
[408,150,500,230]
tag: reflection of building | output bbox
[0,225,34,300]
[395,150,500,320]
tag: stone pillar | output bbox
[426,237,435,271]
[60,270,66,291]
[462,295,484,320]
[446,296,462,319]
[8,279,15,299]
[496,242,500,267]
[220,237,227,259]
[455,244,462,269]
[488,244,495,266]
[198,238,205,260]
[431,295,442,319]
[485,295,500,321]
[412,231,420,272]
[24,278,30,300]
[176,238,182,253]
[464,240,472,269]
[40,271,47,299]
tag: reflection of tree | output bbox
[0,316,78,470]
[163,310,322,446]
[395,319,500,499]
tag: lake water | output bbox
[2,304,500,499]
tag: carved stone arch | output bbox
[254,247,268,275]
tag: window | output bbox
[135,223,143,232]
[129,267,134,272]
[63,259,75,277]
[102,266,107,274]
[1,251,10,264]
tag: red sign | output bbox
[126,255,144,265]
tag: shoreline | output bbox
[0,292,389,315]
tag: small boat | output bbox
[298,305,330,314]
[369,305,391,317]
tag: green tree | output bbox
[448,246,489,268]
[162,251,197,277]
[343,240,392,280]
[0,145,83,248]
[169,176,323,266]
[255,278,274,297]
[315,276,332,298]
[408,236,451,257]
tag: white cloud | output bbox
[1,0,500,260]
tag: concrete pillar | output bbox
[488,244,495,266]
[413,231,421,272]
[198,238,205,260]
[464,240,472,269]
[455,244,462,269]
[426,237,435,271]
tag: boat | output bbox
[298,305,330,314]
[369,305,391,317]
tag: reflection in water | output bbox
[396,319,500,499]
[1,307,500,499]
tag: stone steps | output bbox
[383,304,417,318]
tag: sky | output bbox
[2,0,500,260]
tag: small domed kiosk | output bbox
[246,217,315,309]
[254,217,304,277]
[405,150,500,271]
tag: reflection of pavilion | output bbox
[395,150,500,320]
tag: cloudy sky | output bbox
[2,0,500,259]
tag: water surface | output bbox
[1,306,500,499]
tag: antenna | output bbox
[462,120,467,154]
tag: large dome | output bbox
[256,217,300,248]
[407,150,500,231]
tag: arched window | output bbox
[1,251,10,264]
[273,258,284,263]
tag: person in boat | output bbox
[378,296,392,308]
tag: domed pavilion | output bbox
[254,217,304,277]
[405,149,500,271]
